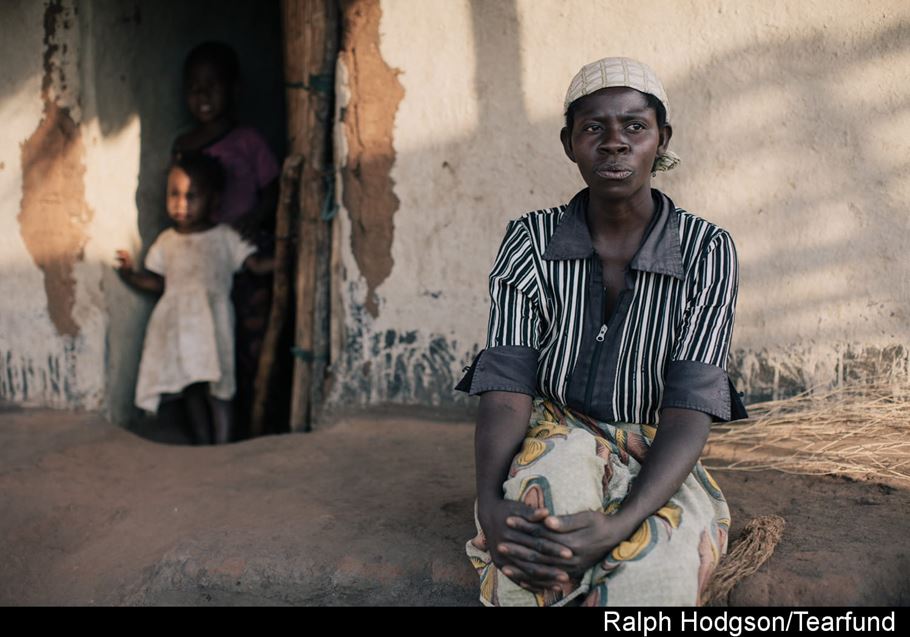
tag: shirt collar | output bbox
[542,188,685,280]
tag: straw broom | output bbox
[703,379,910,486]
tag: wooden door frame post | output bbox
[282,0,339,432]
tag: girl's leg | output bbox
[208,390,234,445]
[183,383,213,445]
[158,394,192,443]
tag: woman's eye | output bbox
[583,123,602,132]
[628,122,645,132]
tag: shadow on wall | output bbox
[333,1,910,409]
[3,1,908,413]
[658,20,910,399]
[0,4,41,103]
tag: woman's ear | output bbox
[560,127,576,163]
[658,123,673,155]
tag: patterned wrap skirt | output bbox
[466,399,730,607]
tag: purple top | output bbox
[202,126,280,224]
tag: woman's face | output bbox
[185,61,231,125]
[561,87,671,201]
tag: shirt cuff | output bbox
[662,359,739,422]
[454,346,538,396]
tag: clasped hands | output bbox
[479,499,636,594]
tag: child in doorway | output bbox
[116,154,274,444]
[173,41,281,434]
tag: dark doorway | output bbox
[86,0,288,444]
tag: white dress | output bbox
[134,225,255,412]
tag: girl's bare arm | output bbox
[115,250,164,295]
[243,254,275,275]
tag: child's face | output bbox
[166,167,214,230]
[185,61,230,125]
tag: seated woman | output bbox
[457,57,747,607]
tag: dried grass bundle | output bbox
[702,515,786,606]
[703,380,910,486]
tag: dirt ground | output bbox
[1,404,908,606]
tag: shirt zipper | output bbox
[584,287,610,414]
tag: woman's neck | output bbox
[189,117,233,148]
[586,185,654,239]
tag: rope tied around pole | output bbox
[284,72,334,94]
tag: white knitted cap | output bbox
[564,57,671,123]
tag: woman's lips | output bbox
[595,168,633,180]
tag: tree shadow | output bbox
[332,2,910,409]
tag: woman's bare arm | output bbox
[475,391,576,591]
[234,179,280,239]
[508,407,711,577]
[475,391,531,508]
[610,407,711,531]
[504,407,712,577]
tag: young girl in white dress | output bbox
[116,153,274,444]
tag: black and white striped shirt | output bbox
[457,189,745,425]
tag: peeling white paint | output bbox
[0,0,106,409]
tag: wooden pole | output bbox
[282,0,338,432]
[308,199,332,425]
[250,155,302,437]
